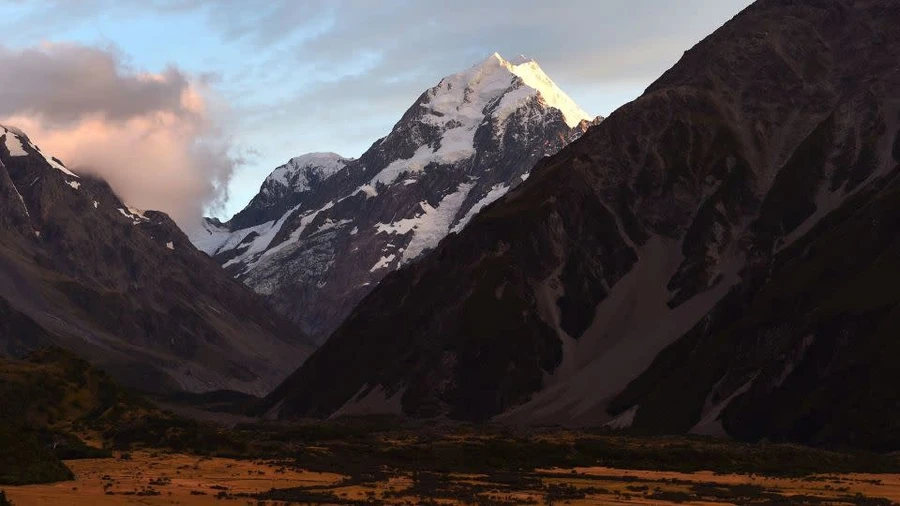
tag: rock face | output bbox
[191,53,599,342]
[0,125,313,396]
[260,0,900,449]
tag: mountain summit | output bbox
[191,53,601,341]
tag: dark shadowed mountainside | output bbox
[260,0,900,450]
[0,125,313,396]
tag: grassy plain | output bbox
[5,449,900,505]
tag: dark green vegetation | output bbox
[0,348,151,484]
[129,418,896,505]
[157,389,260,415]
[0,424,73,485]
[102,414,900,478]
[4,348,900,488]
[2,351,899,506]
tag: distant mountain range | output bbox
[190,53,601,342]
[5,0,898,452]
[0,125,313,396]
[259,0,900,449]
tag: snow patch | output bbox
[66,180,80,190]
[375,183,474,262]
[1,125,79,177]
[369,254,396,272]
[330,384,406,418]
[499,57,590,128]
[166,241,175,250]
[450,183,510,233]
[264,152,349,193]
[190,219,237,255]
[370,144,450,187]
[357,184,378,198]
[118,207,148,225]
[11,181,29,217]
[2,128,28,156]
[314,218,353,235]
[261,201,336,260]
[690,376,758,438]
[604,405,639,430]
[42,154,78,178]
[497,237,744,426]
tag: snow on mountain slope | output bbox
[264,152,350,194]
[190,53,601,342]
[2,125,79,178]
[368,53,590,187]
[191,218,233,255]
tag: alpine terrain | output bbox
[260,0,900,449]
[190,53,601,341]
[0,125,313,396]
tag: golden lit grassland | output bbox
[5,451,342,506]
[5,451,900,505]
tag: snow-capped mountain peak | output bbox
[503,58,591,128]
[1,124,79,178]
[191,54,600,342]
[429,52,590,128]
[264,152,351,194]
[435,52,590,129]
[367,53,592,188]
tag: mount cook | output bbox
[191,53,601,342]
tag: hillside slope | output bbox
[0,125,313,395]
[260,0,900,449]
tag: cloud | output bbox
[0,1,755,219]
[0,42,238,228]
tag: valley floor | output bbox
[5,450,900,505]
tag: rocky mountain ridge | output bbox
[0,124,313,396]
[259,0,900,449]
[192,53,601,341]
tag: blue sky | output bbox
[0,0,754,220]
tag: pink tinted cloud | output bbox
[0,43,239,228]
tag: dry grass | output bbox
[5,452,900,505]
[4,451,341,506]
